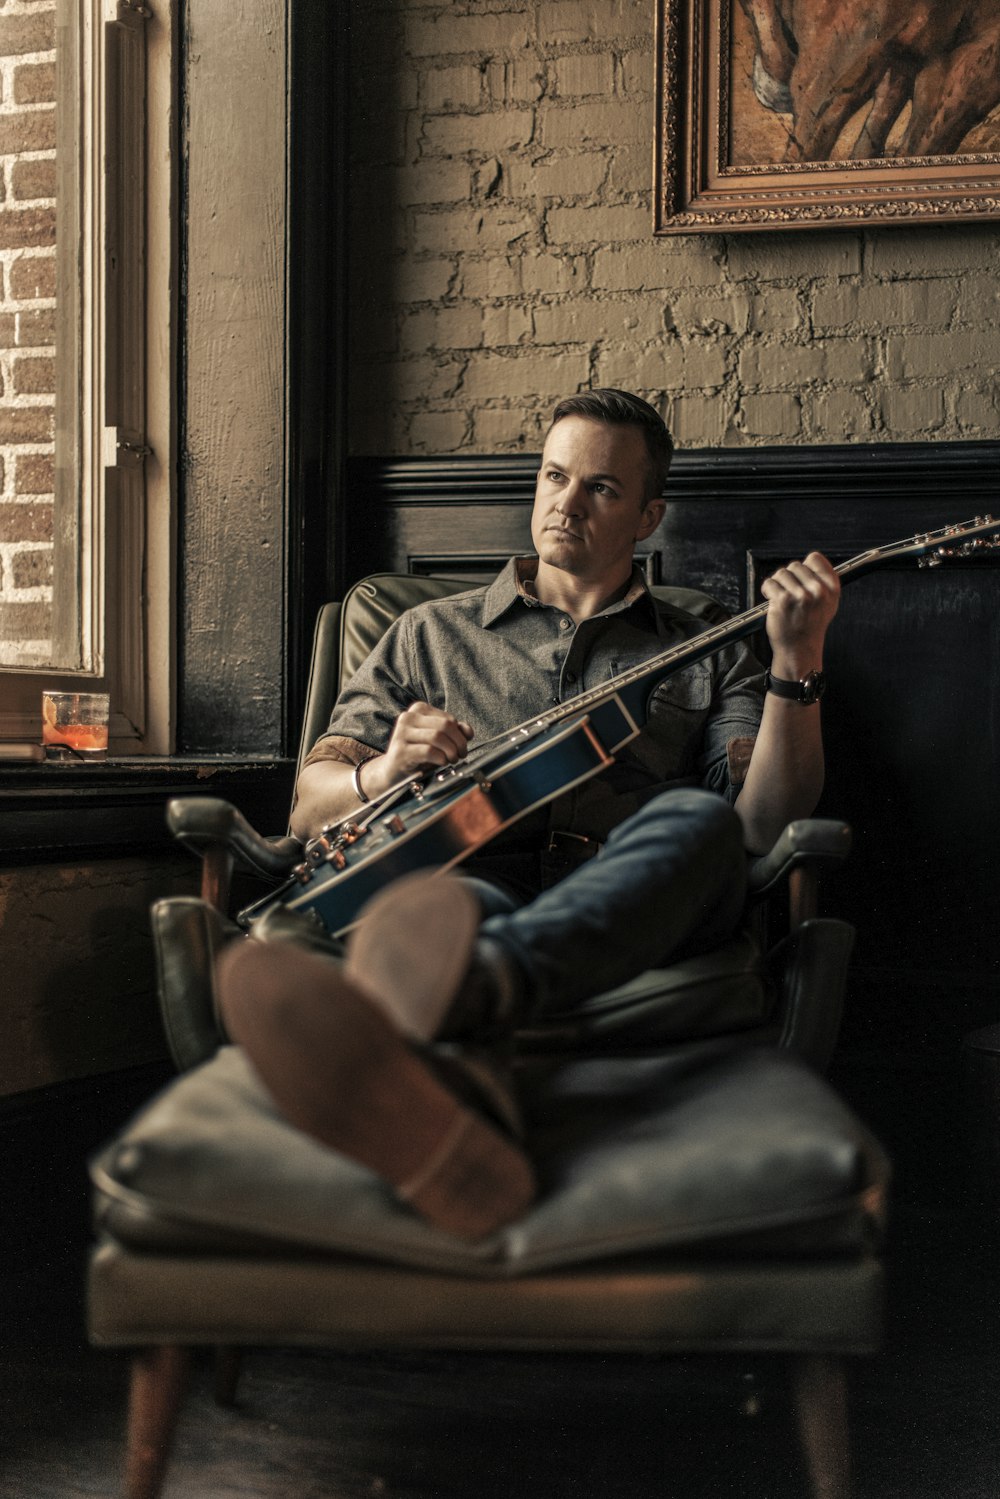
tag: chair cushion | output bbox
[91,1042,887,1280]
[516,930,770,1053]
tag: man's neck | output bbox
[530,559,636,623]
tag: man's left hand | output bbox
[761,551,841,675]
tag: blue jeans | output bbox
[468,788,748,1018]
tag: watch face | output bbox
[801,671,826,704]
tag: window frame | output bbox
[0,0,176,755]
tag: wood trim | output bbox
[284,0,349,748]
[179,0,347,758]
[345,440,1000,591]
[53,0,83,670]
[348,440,1000,506]
[179,0,287,756]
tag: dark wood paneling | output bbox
[0,757,295,862]
[347,442,1000,1053]
[347,440,999,592]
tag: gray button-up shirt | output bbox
[306,559,765,843]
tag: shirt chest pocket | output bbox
[622,660,713,717]
[609,657,714,781]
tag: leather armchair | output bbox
[153,574,856,1074]
[88,575,888,1499]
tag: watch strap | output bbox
[764,669,826,705]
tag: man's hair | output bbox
[548,388,674,501]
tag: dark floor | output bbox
[2,1049,999,1499]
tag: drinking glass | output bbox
[41,691,111,759]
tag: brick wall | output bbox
[0,0,54,667]
[347,0,1000,457]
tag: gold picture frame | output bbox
[654,0,1000,233]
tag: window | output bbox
[0,0,174,752]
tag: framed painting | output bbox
[654,0,1000,232]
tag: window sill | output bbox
[0,755,296,862]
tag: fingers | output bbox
[762,552,840,658]
[389,702,474,774]
[762,553,840,612]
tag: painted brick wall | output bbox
[0,0,55,666]
[347,0,1000,457]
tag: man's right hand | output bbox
[368,702,474,795]
[290,703,474,842]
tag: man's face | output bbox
[531,415,665,586]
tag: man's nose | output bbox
[555,480,583,512]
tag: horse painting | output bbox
[737,0,1000,162]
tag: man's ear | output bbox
[637,498,666,540]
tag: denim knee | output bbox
[605,786,743,859]
[458,875,520,920]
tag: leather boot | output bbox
[216,939,535,1241]
[345,871,525,1044]
[434,935,526,1042]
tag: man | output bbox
[218,389,840,1243]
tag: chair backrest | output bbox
[294,571,733,786]
[294,574,474,785]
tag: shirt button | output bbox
[564,671,577,685]
[559,617,572,632]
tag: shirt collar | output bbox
[481,557,655,628]
[480,558,527,627]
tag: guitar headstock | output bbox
[843,515,1000,578]
[914,515,1000,567]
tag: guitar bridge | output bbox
[300,822,367,879]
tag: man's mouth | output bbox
[546,525,582,540]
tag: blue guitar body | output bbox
[277,700,635,936]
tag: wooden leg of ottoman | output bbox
[124,1345,191,1499]
[213,1345,244,1407]
[792,1354,852,1499]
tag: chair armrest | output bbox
[747,819,851,901]
[166,796,302,880]
[772,918,855,1070]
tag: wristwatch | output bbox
[764,668,826,705]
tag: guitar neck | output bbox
[509,516,1000,740]
[341,513,998,837]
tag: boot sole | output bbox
[216,940,535,1242]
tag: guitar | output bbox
[244,516,1000,937]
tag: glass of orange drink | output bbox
[41,692,111,759]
